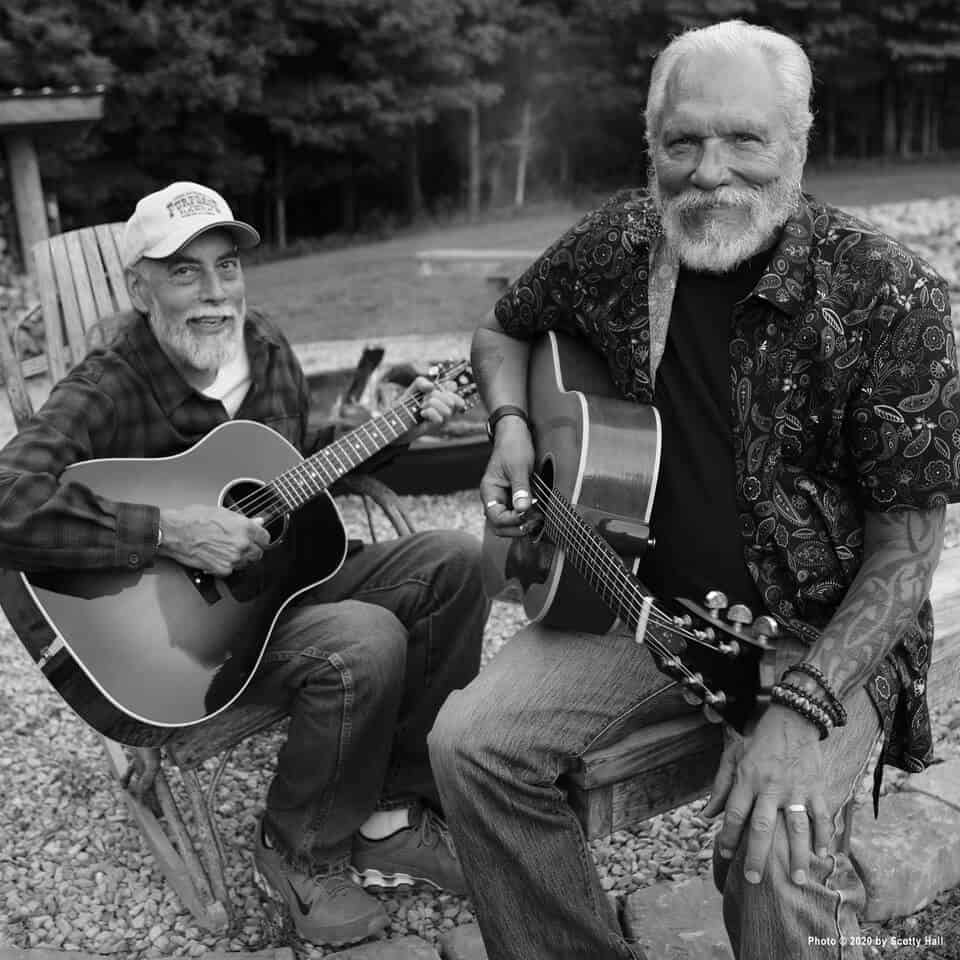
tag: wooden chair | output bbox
[0,224,417,932]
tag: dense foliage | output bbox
[2,0,960,247]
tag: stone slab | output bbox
[327,936,439,960]
[849,791,960,922]
[900,756,960,806]
[438,924,488,960]
[622,875,733,960]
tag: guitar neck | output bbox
[267,396,423,512]
[536,478,648,631]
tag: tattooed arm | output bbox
[799,506,945,699]
[704,505,946,888]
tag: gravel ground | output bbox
[2,491,960,959]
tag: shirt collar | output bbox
[124,308,277,417]
[749,194,815,319]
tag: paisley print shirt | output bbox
[494,189,959,778]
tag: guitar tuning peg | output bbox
[702,691,727,723]
[726,603,753,633]
[752,615,779,643]
[704,590,728,619]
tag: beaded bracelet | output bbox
[776,680,839,728]
[784,661,848,728]
[770,683,833,740]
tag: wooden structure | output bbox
[0,87,105,275]
[0,224,416,931]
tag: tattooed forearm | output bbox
[470,313,531,412]
[805,506,946,700]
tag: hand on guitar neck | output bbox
[407,374,467,427]
[158,505,270,578]
[481,417,539,538]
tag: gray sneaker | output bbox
[252,817,389,946]
[350,802,466,895]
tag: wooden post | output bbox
[4,130,48,276]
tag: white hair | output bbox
[644,20,814,161]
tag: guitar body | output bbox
[0,420,348,746]
[484,331,662,633]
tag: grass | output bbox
[245,159,960,346]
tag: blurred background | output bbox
[1,0,959,259]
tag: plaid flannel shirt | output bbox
[0,309,320,573]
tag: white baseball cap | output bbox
[121,181,260,267]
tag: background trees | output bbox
[2,0,959,255]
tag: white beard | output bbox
[651,164,803,273]
[150,301,246,374]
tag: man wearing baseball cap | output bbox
[0,182,488,947]
[121,181,261,266]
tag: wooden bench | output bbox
[566,546,960,839]
[415,248,539,292]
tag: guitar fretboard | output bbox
[266,397,422,512]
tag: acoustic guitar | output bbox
[482,332,778,730]
[0,361,476,746]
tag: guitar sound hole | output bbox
[538,456,555,493]
[222,480,288,545]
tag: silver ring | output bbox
[786,803,808,815]
[485,499,499,511]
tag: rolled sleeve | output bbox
[114,502,161,570]
[850,272,960,508]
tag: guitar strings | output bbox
[532,475,729,647]
[227,395,425,519]
[529,473,723,697]
[226,363,473,520]
[529,474,695,637]
[534,478,723,658]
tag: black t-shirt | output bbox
[635,254,769,614]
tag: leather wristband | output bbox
[485,404,532,440]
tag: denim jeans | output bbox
[428,623,881,960]
[241,529,486,871]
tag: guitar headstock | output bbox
[674,591,779,655]
[645,591,780,727]
[426,358,479,408]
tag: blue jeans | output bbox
[428,623,880,960]
[241,530,486,871]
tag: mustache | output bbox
[667,185,763,214]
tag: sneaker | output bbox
[351,802,466,895]
[252,817,389,946]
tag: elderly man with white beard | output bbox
[427,19,960,960]
[0,182,490,948]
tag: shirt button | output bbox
[128,552,141,567]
